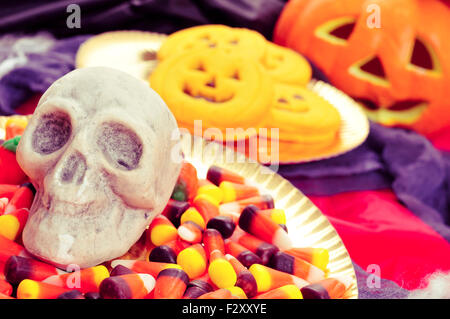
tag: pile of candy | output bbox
[0,117,352,299]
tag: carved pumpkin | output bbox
[274,0,450,135]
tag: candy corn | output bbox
[180,207,206,229]
[0,146,28,185]
[300,277,352,299]
[283,247,330,271]
[269,251,325,283]
[0,184,19,201]
[171,161,198,201]
[193,194,220,222]
[149,245,178,263]
[183,279,214,299]
[239,205,292,250]
[177,221,203,244]
[5,255,65,284]
[57,290,85,299]
[0,198,8,214]
[197,288,241,299]
[99,273,155,299]
[148,215,178,246]
[110,260,181,278]
[164,238,191,255]
[42,265,110,293]
[206,216,236,239]
[5,117,27,140]
[162,199,189,227]
[254,284,303,299]
[4,182,35,214]
[225,240,262,268]
[219,195,274,215]
[196,182,223,204]
[238,233,279,265]
[259,208,286,225]
[202,228,225,256]
[85,292,101,299]
[176,244,207,279]
[0,235,29,262]
[225,286,247,299]
[219,181,259,203]
[207,166,245,186]
[17,279,74,299]
[110,264,136,277]
[249,264,309,293]
[0,208,29,241]
[208,250,237,288]
[0,292,14,299]
[225,254,258,298]
[154,268,190,299]
[0,278,12,296]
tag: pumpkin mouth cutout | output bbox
[183,82,235,103]
[355,97,428,125]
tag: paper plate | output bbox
[0,115,358,298]
[75,31,167,81]
[179,133,358,298]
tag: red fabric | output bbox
[310,190,450,290]
[427,124,450,151]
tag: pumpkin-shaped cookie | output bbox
[157,24,267,61]
[150,49,273,139]
[261,42,312,86]
[262,83,341,145]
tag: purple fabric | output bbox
[0,35,90,114]
[278,122,450,242]
[0,34,443,298]
[353,263,409,299]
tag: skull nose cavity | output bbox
[60,152,87,184]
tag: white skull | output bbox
[16,67,181,269]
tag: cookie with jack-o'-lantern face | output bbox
[150,48,273,139]
[260,42,312,86]
[157,24,267,62]
[261,83,341,146]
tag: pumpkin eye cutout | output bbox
[349,56,390,87]
[408,38,442,75]
[315,17,356,45]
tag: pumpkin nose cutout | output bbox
[59,152,87,185]
[205,77,216,88]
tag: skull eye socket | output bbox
[315,17,356,45]
[97,123,143,171]
[32,111,71,155]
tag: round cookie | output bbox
[262,83,341,145]
[157,24,268,61]
[261,42,312,86]
[150,48,273,140]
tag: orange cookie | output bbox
[261,42,312,86]
[158,24,267,61]
[150,48,273,140]
[261,83,341,146]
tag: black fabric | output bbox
[0,0,287,39]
